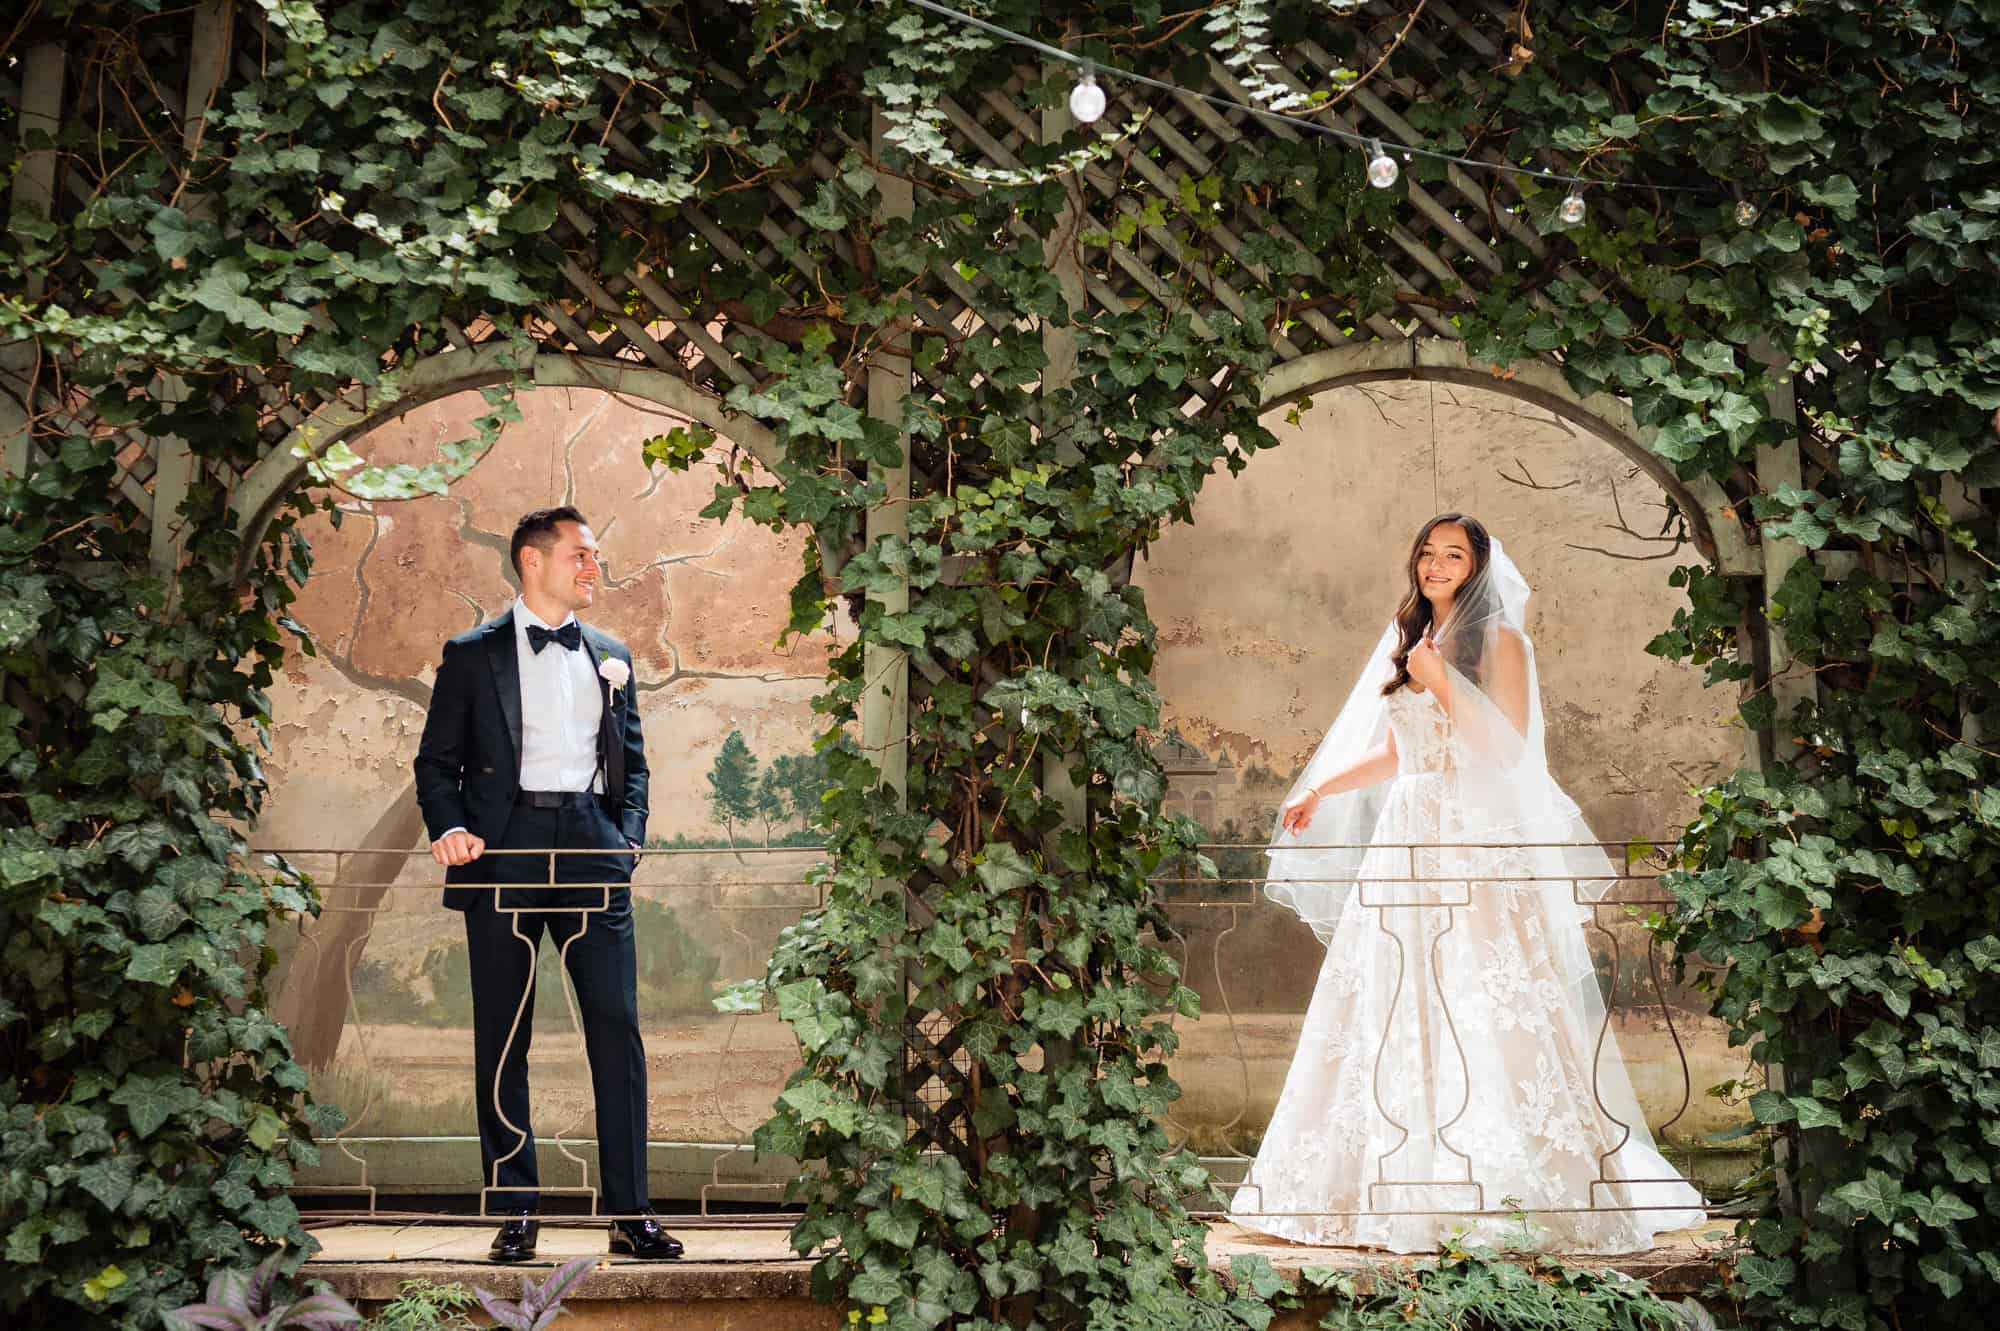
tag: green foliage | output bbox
[7,2,2000,1331]
[1265,1248,1689,1331]
[1,427,335,1324]
[365,1279,479,1331]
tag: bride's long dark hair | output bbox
[1382,512,1493,696]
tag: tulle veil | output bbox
[1263,536,1618,943]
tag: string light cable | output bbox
[893,0,1748,222]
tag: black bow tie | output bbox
[527,621,582,654]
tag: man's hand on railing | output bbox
[431,829,487,866]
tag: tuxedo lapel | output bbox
[486,612,523,776]
[582,628,622,802]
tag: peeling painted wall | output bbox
[265,380,1753,1177]
[263,384,840,854]
[1134,379,1743,842]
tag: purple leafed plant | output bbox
[161,1250,362,1331]
[474,1254,598,1331]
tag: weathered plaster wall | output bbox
[261,385,837,854]
[264,379,1751,1182]
[1134,379,1742,840]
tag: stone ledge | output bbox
[304,1220,1733,1305]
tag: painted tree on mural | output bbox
[3,5,1999,1331]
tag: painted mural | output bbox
[264,378,1756,1202]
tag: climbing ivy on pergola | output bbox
[4,3,1999,1331]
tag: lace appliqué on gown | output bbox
[1227,688,1704,1254]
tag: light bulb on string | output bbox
[1558,190,1587,225]
[1366,140,1399,189]
[1734,197,1759,227]
[1069,66,1107,125]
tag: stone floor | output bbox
[304,1216,1735,1307]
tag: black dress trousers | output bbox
[462,793,647,1216]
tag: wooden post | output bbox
[1751,340,1817,1218]
[861,107,919,1143]
[1752,341,1815,765]
[149,4,235,597]
[1,43,65,479]
[860,110,913,804]
[1039,68,1089,843]
[1941,476,1984,744]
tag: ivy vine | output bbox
[5,4,2000,1331]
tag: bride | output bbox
[1227,513,1705,1254]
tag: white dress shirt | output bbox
[435,600,609,844]
[513,597,605,794]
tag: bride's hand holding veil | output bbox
[1405,635,1448,698]
[1264,530,1550,941]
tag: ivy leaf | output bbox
[1683,340,1740,376]
[1918,1252,1966,1299]
[102,822,172,871]
[77,1157,136,1211]
[1048,1223,1096,1276]
[185,266,311,336]
[504,187,560,234]
[80,1264,127,1303]
[975,844,1037,894]
[1804,174,1861,217]
[0,575,54,650]
[1229,1254,1285,1299]
[889,1161,949,1212]
[1750,96,1823,146]
[125,943,185,985]
[1906,1188,1975,1228]
[864,1207,921,1250]
[0,837,58,886]
[110,1073,201,1139]
[246,1104,287,1152]
[1749,1089,1796,1124]
[778,1080,863,1135]
[1710,392,1761,439]
[1829,1169,1905,1223]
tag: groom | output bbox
[413,506,682,1263]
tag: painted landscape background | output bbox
[264,379,1754,1201]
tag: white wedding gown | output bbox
[1229,686,1706,1254]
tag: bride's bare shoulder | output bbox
[1491,626,1529,668]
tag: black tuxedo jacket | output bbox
[413,611,649,909]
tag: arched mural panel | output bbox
[262,383,837,1201]
[1136,376,1755,1188]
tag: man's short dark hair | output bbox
[510,506,588,578]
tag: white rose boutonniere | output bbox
[598,656,631,697]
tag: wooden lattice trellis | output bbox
[3,0,1801,1160]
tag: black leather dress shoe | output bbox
[488,1216,540,1263]
[608,1213,684,1260]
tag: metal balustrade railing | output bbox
[1155,841,1739,1232]
[265,839,1750,1233]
